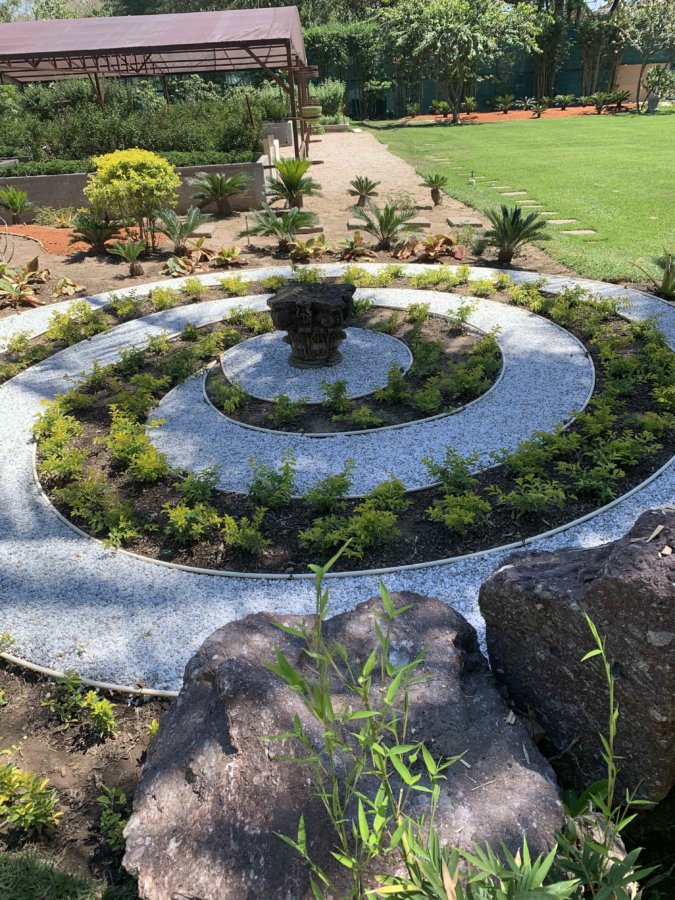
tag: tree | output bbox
[382,0,542,124]
[619,0,675,111]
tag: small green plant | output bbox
[344,405,386,429]
[189,171,250,217]
[631,248,675,301]
[163,501,221,544]
[269,394,308,428]
[371,311,401,334]
[109,238,146,277]
[336,232,377,262]
[554,93,575,110]
[69,210,119,254]
[247,451,296,509]
[527,96,550,118]
[159,346,200,383]
[220,275,249,297]
[409,334,443,378]
[41,671,85,725]
[412,382,443,414]
[495,92,516,113]
[348,175,380,208]
[156,206,212,255]
[109,290,142,320]
[150,286,180,311]
[471,277,497,298]
[374,363,409,403]
[182,276,206,300]
[591,91,611,115]
[45,300,109,346]
[260,274,288,292]
[267,157,321,208]
[146,332,172,355]
[484,204,549,266]
[446,297,476,334]
[0,186,32,223]
[304,459,356,514]
[427,491,491,534]
[489,473,568,519]
[289,238,329,263]
[321,379,351,414]
[221,507,269,555]
[405,302,431,325]
[291,264,323,282]
[0,750,61,834]
[147,718,160,740]
[176,466,220,503]
[241,205,319,254]
[352,294,374,317]
[213,380,248,413]
[213,245,248,268]
[419,172,448,206]
[227,306,273,333]
[97,785,128,853]
[349,201,419,251]
[82,690,117,739]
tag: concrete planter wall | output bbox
[0,157,268,223]
[262,120,294,147]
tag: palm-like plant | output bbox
[591,92,611,115]
[156,207,212,255]
[554,94,575,110]
[347,176,380,208]
[267,158,321,209]
[350,201,419,251]
[109,238,146,276]
[484,204,549,266]
[188,171,251,217]
[419,173,448,206]
[69,211,120,255]
[495,93,515,114]
[241,204,319,254]
[0,186,32,224]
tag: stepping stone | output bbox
[296,224,324,235]
[546,218,577,225]
[447,215,483,227]
[348,216,430,230]
[192,224,214,238]
[561,229,596,235]
[501,191,528,196]
[538,212,558,216]
[493,185,511,190]
[516,205,542,209]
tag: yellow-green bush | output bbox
[84,148,180,238]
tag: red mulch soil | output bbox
[412,105,635,125]
[7,225,167,257]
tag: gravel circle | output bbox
[220,327,413,403]
[149,289,592,494]
[0,264,673,690]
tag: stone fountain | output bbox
[267,282,356,368]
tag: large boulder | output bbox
[124,593,564,900]
[479,508,675,802]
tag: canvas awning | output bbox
[0,6,306,83]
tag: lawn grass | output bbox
[0,849,136,899]
[364,111,675,282]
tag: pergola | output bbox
[0,6,315,156]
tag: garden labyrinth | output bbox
[1,263,673,691]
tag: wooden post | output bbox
[287,46,301,159]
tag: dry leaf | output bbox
[646,524,664,543]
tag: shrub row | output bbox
[0,150,254,179]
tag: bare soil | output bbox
[0,662,167,888]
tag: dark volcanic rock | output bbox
[124,593,563,900]
[479,508,675,802]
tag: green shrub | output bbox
[163,501,221,544]
[374,364,409,404]
[212,380,248,413]
[365,476,410,514]
[182,277,206,300]
[176,466,220,503]
[159,347,200,383]
[146,332,172,355]
[269,394,308,428]
[304,460,356,514]
[471,277,497,298]
[341,405,386,429]
[109,290,143,320]
[405,302,431,325]
[221,507,269,555]
[371,311,401,334]
[40,671,85,725]
[247,451,296,508]
[111,372,169,421]
[427,491,491,533]
[412,382,443,414]
[321,379,351,414]
[489,473,568,519]
[423,448,478,492]
[409,334,443,378]
[97,785,128,853]
[82,691,117,739]
[220,275,249,297]
[260,275,288,292]
[0,753,61,834]
[150,286,180,310]
[45,301,108,346]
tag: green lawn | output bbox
[364,111,675,282]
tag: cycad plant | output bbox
[591,92,611,115]
[350,201,418,251]
[419,173,448,206]
[347,176,380,208]
[484,204,549,265]
[188,171,251,217]
[110,238,147,276]
[241,204,319,254]
[631,248,675,300]
[554,94,575,110]
[494,93,515,114]
[0,186,32,224]
[156,207,212,255]
[267,158,321,209]
[69,210,119,255]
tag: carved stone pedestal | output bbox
[267,282,356,368]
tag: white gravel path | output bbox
[0,264,673,690]
[220,327,412,403]
[150,289,593,494]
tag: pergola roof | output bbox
[0,6,306,84]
